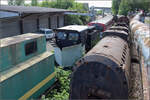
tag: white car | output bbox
[39,28,55,39]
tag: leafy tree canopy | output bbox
[8,0,24,6]
[112,0,150,15]
[39,0,90,25]
[112,0,121,15]
[14,0,24,6]
[31,0,38,6]
[118,0,130,16]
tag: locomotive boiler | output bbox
[70,36,131,99]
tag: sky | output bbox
[76,0,112,8]
[0,0,112,8]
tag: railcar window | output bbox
[93,23,103,31]
[68,33,79,41]
[57,32,67,40]
[46,30,53,34]
[25,41,37,56]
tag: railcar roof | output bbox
[0,33,44,47]
[0,5,71,14]
[91,15,113,24]
[56,25,90,32]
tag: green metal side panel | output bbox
[0,36,46,72]
[29,78,55,99]
[0,52,55,100]
[54,44,85,67]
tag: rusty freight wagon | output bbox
[0,33,55,100]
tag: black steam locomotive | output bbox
[69,16,133,99]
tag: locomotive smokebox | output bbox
[70,61,128,99]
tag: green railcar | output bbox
[0,33,55,100]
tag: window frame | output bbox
[25,40,37,56]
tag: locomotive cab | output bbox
[55,29,82,49]
[54,25,90,67]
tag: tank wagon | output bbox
[102,29,129,42]
[0,33,55,100]
[115,22,129,28]
[102,17,130,43]
[117,15,130,25]
[102,16,130,42]
[129,13,146,99]
[70,16,131,99]
[110,16,129,30]
[109,26,129,33]
[130,13,150,66]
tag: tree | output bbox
[128,0,150,12]
[97,10,102,15]
[112,0,121,15]
[142,0,150,11]
[118,0,130,16]
[65,15,83,25]
[39,0,90,25]
[40,0,75,9]
[8,0,15,5]
[14,0,24,6]
[112,0,150,15]
[31,0,38,6]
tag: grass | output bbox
[41,67,72,100]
